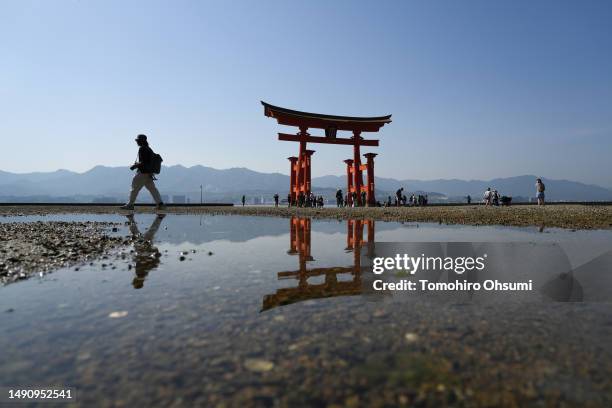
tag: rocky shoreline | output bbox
[1,204,612,229]
[0,221,127,285]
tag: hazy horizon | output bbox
[2,1,611,187]
[1,163,611,189]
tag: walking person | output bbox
[241,195,246,206]
[120,134,165,210]
[273,193,279,207]
[536,178,546,206]
[483,188,492,206]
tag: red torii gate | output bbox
[262,101,391,206]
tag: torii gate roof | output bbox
[262,101,391,133]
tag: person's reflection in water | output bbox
[125,214,165,289]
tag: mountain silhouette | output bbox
[1,166,611,202]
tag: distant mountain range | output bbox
[1,165,611,203]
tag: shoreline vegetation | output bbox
[1,204,612,230]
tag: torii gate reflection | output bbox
[262,217,376,311]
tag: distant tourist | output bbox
[336,189,343,207]
[492,190,500,206]
[536,178,546,206]
[361,191,367,206]
[395,188,404,207]
[287,193,292,207]
[466,195,471,204]
[386,196,392,207]
[273,193,279,207]
[241,195,246,206]
[120,134,165,210]
[483,188,492,206]
[352,191,357,207]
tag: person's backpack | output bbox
[151,152,163,174]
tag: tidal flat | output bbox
[1,214,612,407]
[1,203,612,229]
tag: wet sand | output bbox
[2,204,612,229]
[0,221,126,285]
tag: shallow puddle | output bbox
[1,214,612,406]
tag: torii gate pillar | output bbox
[364,153,377,206]
[353,131,364,206]
[303,149,315,198]
[288,156,298,205]
[344,159,354,206]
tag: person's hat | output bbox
[135,134,147,142]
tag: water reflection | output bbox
[262,217,375,311]
[126,214,165,289]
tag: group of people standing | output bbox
[334,189,368,207]
[290,192,325,208]
[388,188,428,207]
[480,178,545,206]
[482,188,503,206]
[332,187,429,208]
[482,188,513,206]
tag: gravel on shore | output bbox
[0,221,126,285]
[1,204,612,229]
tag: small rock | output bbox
[244,358,274,372]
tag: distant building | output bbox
[172,195,186,204]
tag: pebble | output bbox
[0,221,124,285]
[244,359,274,372]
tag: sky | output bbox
[1,0,611,187]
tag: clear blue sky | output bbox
[2,0,611,187]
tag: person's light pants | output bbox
[128,173,162,205]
